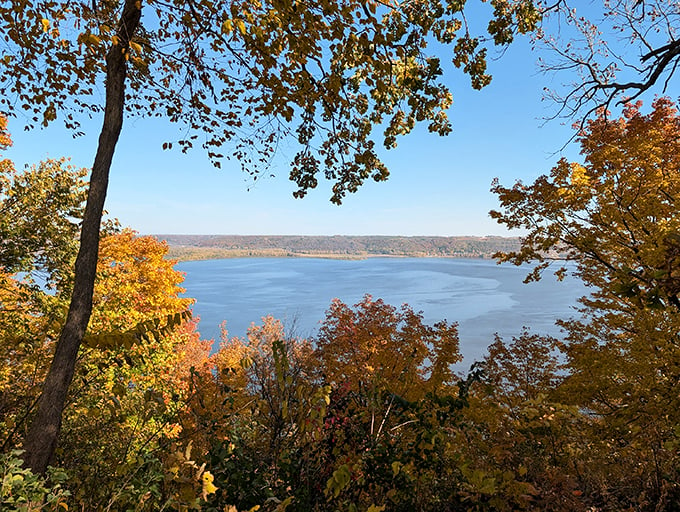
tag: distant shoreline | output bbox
[159,235,521,262]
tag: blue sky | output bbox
[5,30,583,236]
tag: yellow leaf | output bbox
[221,19,233,34]
[391,461,402,475]
[274,498,291,511]
[202,471,218,498]
[570,162,589,186]
[235,19,246,35]
[41,18,50,33]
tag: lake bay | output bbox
[176,257,587,365]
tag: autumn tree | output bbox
[0,119,206,504]
[56,231,209,510]
[311,296,463,510]
[0,227,210,509]
[0,116,88,290]
[460,331,586,510]
[491,98,680,509]
[0,0,542,471]
[0,116,89,451]
[206,300,467,511]
[88,229,194,332]
[492,98,680,311]
[316,295,460,401]
[207,317,328,511]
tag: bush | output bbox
[1,451,70,511]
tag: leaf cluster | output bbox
[0,125,87,291]
[0,0,540,202]
[0,450,70,512]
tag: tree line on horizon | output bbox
[162,235,522,261]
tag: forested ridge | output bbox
[2,0,680,510]
[162,235,521,260]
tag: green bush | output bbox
[1,451,70,511]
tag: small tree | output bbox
[316,295,461,402]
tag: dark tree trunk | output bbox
[23,0,142,474]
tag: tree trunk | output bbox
[22,0,142,474]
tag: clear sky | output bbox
[5,30,584,236]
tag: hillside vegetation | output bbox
[3,0,680,506]
[4,101,680,511]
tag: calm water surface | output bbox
[176,257,588,364]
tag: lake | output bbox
[176,257,588,365]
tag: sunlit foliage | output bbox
[0,0,540,201]
[492,98,680,510]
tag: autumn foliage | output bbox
[4,100,680,511]
[316,296,460,400]
[490,98,680,510]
